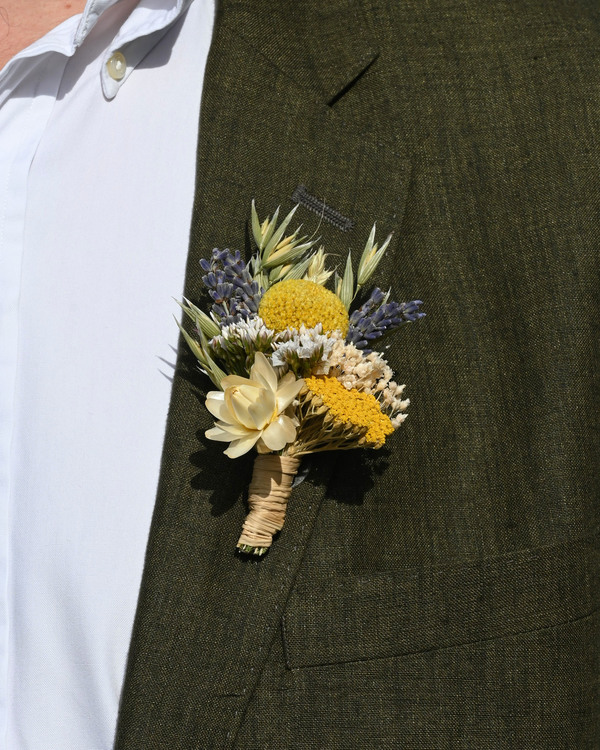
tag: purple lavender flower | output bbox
[347,287,425,350]
[200,248,262,323]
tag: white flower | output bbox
[271,324,334,368]
[212,315,273,348]
[391,413,408,428]
[327,339,392,392]
[205,352,304,458]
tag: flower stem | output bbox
[236,454,301,555]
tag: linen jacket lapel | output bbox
[115,2,411,746]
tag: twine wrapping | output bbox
[237,454,301,555]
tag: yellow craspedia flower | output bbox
[305,375,394,448]
[259,279,349,336]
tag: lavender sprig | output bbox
[346,287,425,351]
[200,248,263,324]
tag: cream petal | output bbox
[237,383,264,405]
[225,386,253,427]
[205,392,232,422]
[206,389,224,401]
[278,413,299,442]
[224,431,262,458]
[250,351,277,393]
[205,425,238,442]
[226,385,267,429]
[212,420,252,437]
[261,414,297,451]
[246,390,276,429]
[255,437,272,454]
[220,374,260,389]
[276,373,304,412]
[224,389,245,427]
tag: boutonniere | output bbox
[177,201,425,555]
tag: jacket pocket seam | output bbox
[284,605,599,672]
[283,529,599,670]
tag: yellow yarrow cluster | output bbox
[259,279,349,336]
[305,375,394,448]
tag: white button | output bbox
[106,51,126,81]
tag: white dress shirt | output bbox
[0,0,214,746]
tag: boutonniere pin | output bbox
[177,201,425,555]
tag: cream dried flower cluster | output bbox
[326,340,410,428]
[328,339,393,391]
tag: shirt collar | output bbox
[74,0,124,47]
[98,0,194,98]
[0,0,194,98]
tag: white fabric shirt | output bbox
[0,0,214,746]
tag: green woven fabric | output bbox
[114,1,599,746]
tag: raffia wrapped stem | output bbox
[237,454,301,555]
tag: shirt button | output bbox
[106,51,127,81]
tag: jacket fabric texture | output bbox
[115,0,599,746]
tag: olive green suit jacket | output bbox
[115,1,599,746]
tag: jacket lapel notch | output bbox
[222,0,378,106]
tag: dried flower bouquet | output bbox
[177,201,424,555]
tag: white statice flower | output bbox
[271,324,338,375]
[209,315,275,376]
[205,352,304,458]
[211,315,274,350]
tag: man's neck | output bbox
[0,0,88,70]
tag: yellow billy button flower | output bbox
[304,375,394,448]
[259,278,349,336]
[205,352,304,458]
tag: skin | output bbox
[0,0,88,69]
